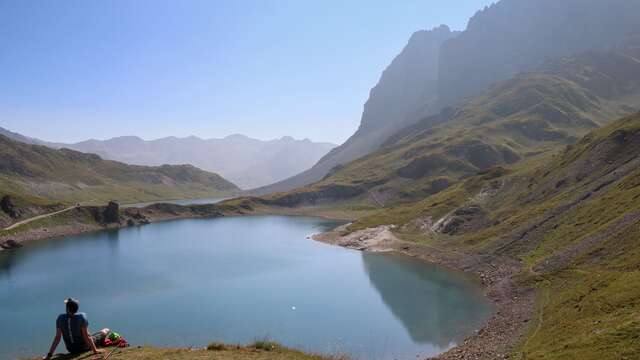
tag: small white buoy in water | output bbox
[291,306,296,310]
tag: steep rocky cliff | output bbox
[253,26,456,194]
[260,44,640,207]
[257,0,640,195]
[437,0,640,107]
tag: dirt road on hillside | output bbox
[3,205,79,231]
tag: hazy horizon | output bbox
[1,0,493,144]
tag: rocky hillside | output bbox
[260,45,640,208]
[0,134,239,204]
[438,0,640,107]
[346,111,640,359]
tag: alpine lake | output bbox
[0,215,492,359]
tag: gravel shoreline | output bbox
[313,224,535,360]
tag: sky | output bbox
[0,0,493,144]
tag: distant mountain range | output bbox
[0,129,335,190]
[0,133,239,204]
[254,0,640,195]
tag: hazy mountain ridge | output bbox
[0,127,60,147]
[252,25,457,195]
[255,0,640,195]
[66,134,334,189]
[0,134,239,204]
[258,44,640,208]
[0,130,335,190]
[438,0,640,107]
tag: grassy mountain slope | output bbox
[263,46,640,209]
[348,112,640,359]
[255,0,640,196]
[0,134,239,205]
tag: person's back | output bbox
[43,298,103,359]
[56,312,90,354]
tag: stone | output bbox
[102,201,120,224]
[1,195,18,218]
[0,239,22,249]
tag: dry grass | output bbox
[29,343,347,360]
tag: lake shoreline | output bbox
[0,201,360,251]
[0,204,529,360]
[0,205,231,250]
[313,224,535,360]
[2,212,487,360]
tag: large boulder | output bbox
[0,239,22,249]
[1,195,18,218]
[102,201,120,224]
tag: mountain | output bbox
[0,130,335,189]
[438,0,640,107]
[0,134,239,204]
[255,0,640,195]
[348,111,640,359]
[252,25,457,194]
[62,134,332,190]
[0,127,58,147]
[260,44,640,208]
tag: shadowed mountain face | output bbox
[252,25,456,195]
[437,0,640,108]
[260,44,640,208]
[255,0,640,196]
[0,131,334,190]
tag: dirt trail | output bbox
[3,205,78,231]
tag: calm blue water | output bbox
[0,216,492,360]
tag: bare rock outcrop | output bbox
[0,239,22,249]
[102,201,120,224]
[1,195,19,218]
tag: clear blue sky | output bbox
[0,0,493,144]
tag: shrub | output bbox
[206,342,227,351]
[250,339,279,351]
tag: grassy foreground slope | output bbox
[263,45,640,209]
[29,343,341,360]
[0,134,239,205]
[349,112,640,359]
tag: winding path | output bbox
[2,205,79,231]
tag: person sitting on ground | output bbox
[43,298,105,359]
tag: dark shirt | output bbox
[56,313,89,354]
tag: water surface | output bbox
[0,216,492,359]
